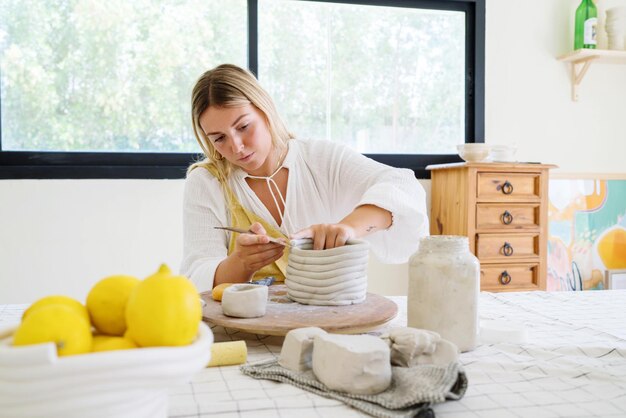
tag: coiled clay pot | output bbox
[286,239,370,306]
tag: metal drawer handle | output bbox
[499,271,512,285]
[501,180,514,195]
[501,210,514,225]
[502,242,514,256]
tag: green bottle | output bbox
[574,0,597,50]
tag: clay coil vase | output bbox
[285,277,368,295]
[286,264,366,280]
[288,250,368,266]
[287,286,368,301]
[284,269,366,287]
[286,238,370,305]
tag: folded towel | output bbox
[240,359,467,418]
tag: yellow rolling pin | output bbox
[207,341,247,367]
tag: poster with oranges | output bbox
[548,176,626,291]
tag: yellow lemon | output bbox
[13,305,92,356]
[22,295,89,324]
[211,283,235,301]
[92,335,138,352]
[126,264,201,347]
[87,275,141,336]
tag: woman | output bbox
[181,64,428,292]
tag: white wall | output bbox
[486,0,626,172]
[0,181,184,303]
[2,0,626,303]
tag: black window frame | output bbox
[0,0,484,180]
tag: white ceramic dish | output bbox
[222,283,268,318]
[0,323,213,418]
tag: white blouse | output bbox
[181,138,429,292]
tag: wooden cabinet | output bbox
[427,162,556,292]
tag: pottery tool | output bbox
[213,226,291,247]
[207,341,247,367]
[252,276,276,286]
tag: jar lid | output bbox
[479,320,528,344]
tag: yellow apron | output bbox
[202,165,289,281]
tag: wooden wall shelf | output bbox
[557,49,626,101]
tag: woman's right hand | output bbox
[230,222,285,277]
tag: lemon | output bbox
[211,283,235,301]
[87,275,140,336]
[92,335,138,352]
[126,264,201,347]
[13,304,92,356]
[22,295,89,324]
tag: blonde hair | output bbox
[188,64,294,177]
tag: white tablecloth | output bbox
[2,290,626,418]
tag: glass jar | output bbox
[408,235,480,352]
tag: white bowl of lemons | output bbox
[0,264,212,418]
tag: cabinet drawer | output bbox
[480,263,539,291]
[476,233,539,261]
[476,204,540,230]
[476,172,541,201]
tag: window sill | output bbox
[0,151,463,179]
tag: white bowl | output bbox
[456,144,491,162]
[0,323,213,418]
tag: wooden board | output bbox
[201,285,398,336]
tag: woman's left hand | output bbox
[291,223,356,250]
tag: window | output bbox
[0,0,484,179]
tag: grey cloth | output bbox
[240,359,467,418]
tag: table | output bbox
[2,290,626,417]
